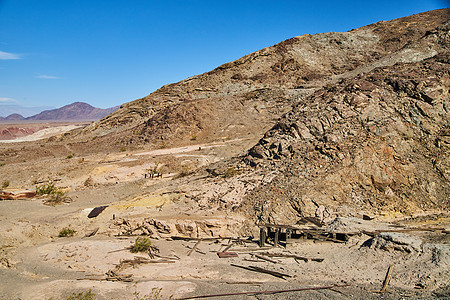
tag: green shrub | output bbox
[133,288,171,300]
[131,236,152,253]
[66,154,74,159]
[36,183,72,205]
[36,182,58,195]
[2,180,9,189]
[59,226,76,237]
[224,167,237,178]
[67,289,95,300]
[120,147,126,152]
[45,190,71,205]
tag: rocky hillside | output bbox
[77,9,449,150]
[26,102,119,121]
[238,50,449,223]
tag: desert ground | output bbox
[0,123,448,300]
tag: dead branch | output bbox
[177,284,350,299]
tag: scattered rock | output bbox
[363,232,423,252]
[0,189,36,200]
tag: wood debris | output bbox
[256,252,324,262]
[178,284,350,299]
[231,264,291,279]
[217,252,238,258]
[379,265,393,293]
[253,253,278,263]
[187,239,202,256]
[83,227,99,238]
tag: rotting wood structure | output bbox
[258,223,353,247]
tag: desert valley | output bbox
[0,8,449,300]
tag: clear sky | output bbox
[0,0,448,109]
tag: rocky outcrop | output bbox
[0,126,46,140]
[0,190,36,200]
[241,50,449,223]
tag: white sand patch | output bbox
[0,124,82,143]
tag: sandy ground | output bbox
[0,128,449,299]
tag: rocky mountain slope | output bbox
[2,9,449,220]
[26,102,119,121]
[75,9,449,150]
[239,52,449,223]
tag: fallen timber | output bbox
[177,284,350,299]
[256,252,324,262]
[231,264,291,279]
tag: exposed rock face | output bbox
[0,190,36,200]
[0,126,46,140]
[78,9,450,150]
[241,51,449,223]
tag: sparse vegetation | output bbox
[131,236,152,253]
[0,163,4,167]
[36,182,72,205]
[133,288,173,300]
[175,165,192,178]
[2,180,10,189]
[224,167,237,178]
[36,182,58,195]
[66,289,95,300]
[59,226,76,237]
[146,163,159,175]
[66,154,74,159]
[190,135,197,141]
[120,147,126,152]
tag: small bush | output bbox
[66,154,74,159]
[175,165,192,178]
[59,226,76,237]
[2,180,9,189]
[44,190,71,205]
[120,147,126,152]
[190,135,197,141]
[224,167,237,178]
[0,163,4,167]
[67,289,95,300]
[131,236,152,253]
[36,183,58,195]
[133,288,171,300]
[36,183,72,205]
[145,163,159,175]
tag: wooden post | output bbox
[274,228,279,247]
[259,227,266,247]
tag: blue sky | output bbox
[0,0,448,110]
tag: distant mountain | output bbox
[0,113,26,121]
[26,102,120,121]
[0,105,55,118]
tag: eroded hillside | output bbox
[71,9,449,150]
